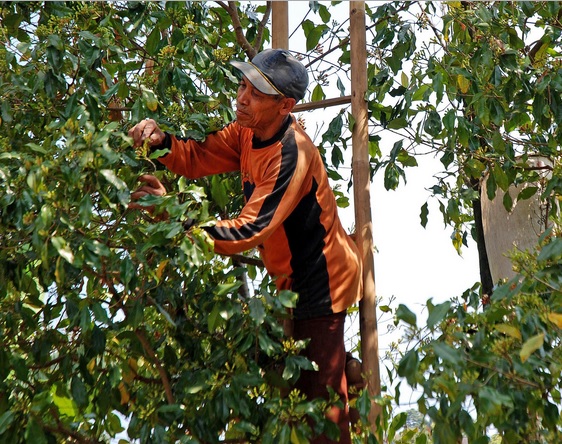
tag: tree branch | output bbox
[230,253,264,267]
[218,2,271,59]
[135,327,175,405]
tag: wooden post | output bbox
[271,1,289,49]
[350,0,382,431]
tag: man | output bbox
[128,49,362,443]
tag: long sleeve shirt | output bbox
[156,115,362,320]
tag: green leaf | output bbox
[51,236,75,264]
[379,305,391,313]
[397,349,419,384]
[537,238,562,262]
[141,88,159,112]
[211,175,229,210]
[396,149,418,167]
[387,411,407,443]
[317,4,331,23]
[492,163,509,191]
[495,324,522,340]
[52,390,78,419]
[208,304,225,333]
[396,304,417,326]
[0,411,15,434]
[432,342,461,365]
[322,113,343,143]
[290,425,307,444]
[387,117,408,129]
[465,158,486,179]
[426,300,451,330]
[517,185,538,201]
[547,312,562,329]
[503,190,513,212]
[215,281,242,296]
[486,171,497,200]
[100,169,127,191]
[25,417,48,444]
[145,27,162,56]
[71,376,88,408]
[248,297,266,325]
[278,290,298,308]
[302,20,328,51]
[520,333,544,363]
[128,301,144,328]
[420,202,429,228]
[423,110,442,137]
[78,193,93,226]
[478,386,513,417]
[311,84,325,102]
[384,162,403,190]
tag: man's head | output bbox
[231,49,308,102]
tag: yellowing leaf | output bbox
[532,42,548,68]
[520,333,544,363]
[548,313,562,329]
[123,358,138,384]
[142,87,159,112]
[156,259,169,280]
[457,74,470,94]
[118,382,130,405]
[495,324,522,340]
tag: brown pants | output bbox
[293,311,351,444]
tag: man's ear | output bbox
[279,97,296,115]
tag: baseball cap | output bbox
[231,49,309,102]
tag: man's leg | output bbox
[293,311,351,444]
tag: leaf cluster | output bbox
[395,227,562,443]
[0,2,348,442]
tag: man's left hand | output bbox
[129,174,168,219]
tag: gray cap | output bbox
[231,49,309,102]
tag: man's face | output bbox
[235,77,285,132]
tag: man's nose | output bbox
[237,88,250,104]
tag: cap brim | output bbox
[231,60,280,96]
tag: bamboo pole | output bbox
[350,0,382,431]
[271,1,288,49]
[294,95,352,113]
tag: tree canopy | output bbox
[1,1,561,443]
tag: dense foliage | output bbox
[0,2,350,442]
[1,1,562,443]
[371,2,562,443]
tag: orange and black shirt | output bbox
[156,115,362,320]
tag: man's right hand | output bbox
[128,119,165,148]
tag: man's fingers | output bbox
[137,174,159,185]
[128,173,167,219]
[128,189,156,213]
[130,189,151,201]
[128,120,147,147]
[137,174,166,195]
[128,119,163,148]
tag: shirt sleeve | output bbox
[156,123,243,178]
